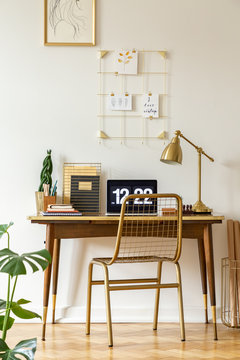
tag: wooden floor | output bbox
[7,323,240,359]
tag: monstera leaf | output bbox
[0,249,51,276]
[0,338,37,360]
[0,223,13,239]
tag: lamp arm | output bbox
[176,131,214,162]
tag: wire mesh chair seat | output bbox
[92,255,164,264]
[86,193,185,347]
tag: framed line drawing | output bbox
[44,0,96,46]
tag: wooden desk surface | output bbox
[28,214,224,239]
[28,214,224,222]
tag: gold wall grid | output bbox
[97,49,168,143]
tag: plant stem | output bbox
[1,232,13,341]
[1,275,11,341]
[10,276,18,304]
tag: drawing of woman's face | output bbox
[49,0,87,39]
[76,0,85,12]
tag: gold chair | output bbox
[86,193,185,347]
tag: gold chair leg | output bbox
[153,261,162,330]
[86,263,93,335]
[103,264,113,347]
[175,262,185,341]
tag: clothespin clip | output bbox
[125,92,129,97]
[149,116,153,120]
[110,92,114,96]
[148,92,152,96]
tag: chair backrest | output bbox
[109,193,182,265]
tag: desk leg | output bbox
[52,238,61,324]
[197,238,208,323]
[42,224,54,341]
[204,224,218,340]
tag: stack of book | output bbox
[41,204,82,216]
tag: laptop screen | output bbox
[107,179,157,214]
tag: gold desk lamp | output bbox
[160,130,214,213]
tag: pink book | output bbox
[46,209,79,213]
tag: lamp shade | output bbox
[160,135,182,164]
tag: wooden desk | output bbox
[28,214,224,341]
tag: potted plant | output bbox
[0,222,51,359]
[38,149,53,192]
[35,150,53,213]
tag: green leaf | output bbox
[0,339,9,351]
[16,299,31,305]
[0,249,51,277]
[1,258,26,276]
[24,256,49,272]
[11,303,41,320]
[0,223,13,239]
[0,316,14,331]
[0,300,6,310]
[0,299,33,315]
[0,258,11,268]
[0,226,8,239]
[0,249,18,257]
[23,259,39,273]
[8,222,14,230]
[23,249,52,264]
[0,338,37,360]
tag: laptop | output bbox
[106,179,158,215]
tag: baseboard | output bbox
[14,305,222,323]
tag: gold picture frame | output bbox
[44,0,96,46]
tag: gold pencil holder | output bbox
[221,257,240,328]
[35,191,44,214]
[43,195,57,211]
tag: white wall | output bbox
[0,0,239,324]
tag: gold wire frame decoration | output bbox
[44,0,96,46]
[63,163,101,214]
[97,49,168,142]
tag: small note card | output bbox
[115,49,138,75]
[143,94,159,118]
[108,94,132,111]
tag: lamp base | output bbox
[192,200,212,213]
